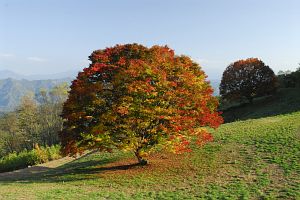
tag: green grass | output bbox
[222,88,300,122]
[0,112,299,199]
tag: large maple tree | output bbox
[60,44,223,165]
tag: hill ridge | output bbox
[0,78,71,112]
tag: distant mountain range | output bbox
[0,70,77,112]
[0,70,79,80]
[0,78,72,112]
[0,70,220,112]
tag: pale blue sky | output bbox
[0,0,299,79]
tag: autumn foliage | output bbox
[60,44,223,164]
[220,58,278,104]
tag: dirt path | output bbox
[0,156,75,180]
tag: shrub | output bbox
[0,145,61,173]
[0,150,38,172]
[45,145,61,160]
[278,68,300,88]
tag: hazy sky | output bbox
[0,0,299,80]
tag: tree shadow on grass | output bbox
[221,88,300,123]
[0,166,51,180]
[0,152,140,183]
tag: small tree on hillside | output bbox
[220,58,278,104]
[60,44,223,165]
[37,83,69,146]
[18,93,40,149]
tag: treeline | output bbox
[0,83,68,158]
[277,67,300,88]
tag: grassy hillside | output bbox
[0,111,299,199]
[221,88,300,122]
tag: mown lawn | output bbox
[0,112,299,199]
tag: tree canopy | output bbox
[60,44,223,164]
[220,58,278,103]
[277,66,300,88]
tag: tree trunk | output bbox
[247,97,253,104]
[134,149,148,165]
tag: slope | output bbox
[0,111,299,199]
[221,88,300,122]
